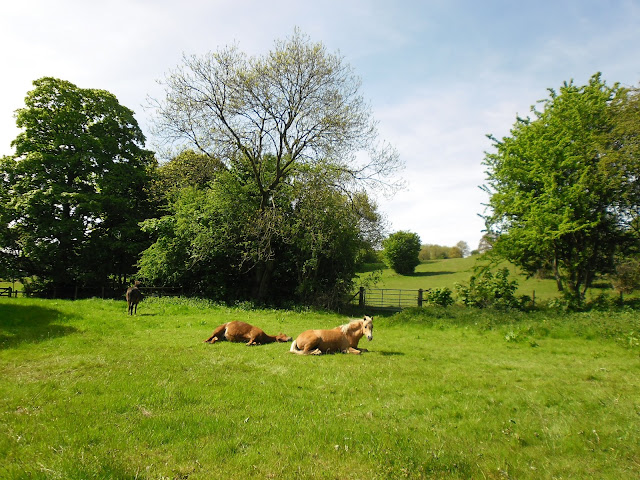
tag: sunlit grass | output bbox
[356,255,620,302]
[1,297,639,479]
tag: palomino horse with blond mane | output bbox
[290,316,373,355]
[204,321,292,346]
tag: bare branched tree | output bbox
[149,28,403,209]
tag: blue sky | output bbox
[2,0,639,250]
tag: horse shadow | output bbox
[377,350,405,356]
[0,303,77,350]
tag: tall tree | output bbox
[149,29,402,299]
[482,74,639,301]
[0,77,155,294]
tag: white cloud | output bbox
[2,0,639,252]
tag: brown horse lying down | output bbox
[204,321,292,346]
[290,316,373,355]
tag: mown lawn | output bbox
[1,297,639,479]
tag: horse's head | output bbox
[276,333,293,342]
[362,315,373,341]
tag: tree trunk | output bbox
[552,251,564,292]
[253,259,275,302]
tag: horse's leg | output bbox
[204,324,228,343]
[302,336,324,355]
[346,347,362,354]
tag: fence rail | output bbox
[0,285,183,300]
[351,287,429,310]
[0,287,15,297]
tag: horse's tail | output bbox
[290,339,301,354]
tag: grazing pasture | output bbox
[356,256,613,302]
[1,297,639,479]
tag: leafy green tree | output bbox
[138,165,381,307]
[610,255,640,301]
[483,74,639,302]
[150,149,223,203]
[382,231,421,275]
[149,28,402,300]
[0,77,155,294]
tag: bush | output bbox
[382,231,421,275]
[455,268,520,310]
[425,287,454,307]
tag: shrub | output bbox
[425,287,454,307]
[455,267,520,309]
[382,231,421,275]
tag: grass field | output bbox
[356,256,617,302]
[1,296,639,479]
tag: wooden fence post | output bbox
[358,287,365,308]
[532,290,535,307]
[418,289,423,307]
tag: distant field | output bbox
[0,280,22,290]
[356,256,615,302]
[1,297,639,479]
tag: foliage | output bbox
[610,255,640,300]
[419,241,469,260]
[455,267,520,309]
[477,233,495,254]
[139,167,382,307]
[0,77,155,293]
[150,149,223,203]
[483,74,640,303]
[424,287,454,307]
[382,230,421,274]
[148,29,402,300]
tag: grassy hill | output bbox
[1,297,639,479]
[356,255,614,302]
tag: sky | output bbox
[2,0,640,251]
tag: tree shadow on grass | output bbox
[0,303,78,349]
[407,271,456,277]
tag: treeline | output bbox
[419,241,470,261]
[0,31,401,308]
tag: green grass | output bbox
[1,297,639,479]
[357,256,618,302]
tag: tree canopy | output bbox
[0,77,155,294]
[145,29,400,304]
[138,163,382,307]
[150,28,403,206]
[482,74,640,301]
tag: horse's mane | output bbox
[339,319,361,334]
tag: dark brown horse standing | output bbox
[126,281,143,315]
